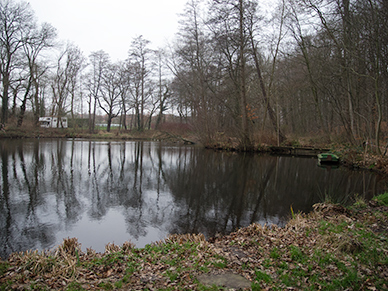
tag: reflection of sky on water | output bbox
[1,139,387,258]
[55,207,164,252]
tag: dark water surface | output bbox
[0,139,387,258]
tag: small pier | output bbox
[269,146,330,157]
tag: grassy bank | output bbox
[0,126,199,146]
[1,194,387,290]
[0,126,159,140]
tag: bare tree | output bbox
[17,22,56,127]
[117,61,131,130]
[285,2,327,135]
[171,0,226,144]
[154,49,170,130]
[86,50,109,133]
[98,62,122,132]
[207,0,257,149]
[278,0,388,149]
[128,36,153,131]
[50,44,84,126]
[0,0,34,124]
[246,0,287,144]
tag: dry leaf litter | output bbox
[0,202,387,290]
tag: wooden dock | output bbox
[269,146,330,157]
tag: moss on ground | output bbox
[1,195,388,290]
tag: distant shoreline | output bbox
[1,127,388,176]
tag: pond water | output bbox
[0,139,387,258]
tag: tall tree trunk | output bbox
[1,72,10,124]
[107,115,112,132]
[122,110,127,130]
[297,36,327,137]
[88,94,93,132]
[92,97,97,133]
[239,0,252,150]
[250,38,286,143]
[17,77,32,127]
[155,87,168,130]
[343,0,356,143]
[33,67,40,126]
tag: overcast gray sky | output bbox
[27,0,186,61]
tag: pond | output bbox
[0,139,386,258]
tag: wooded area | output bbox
[0,0,387,151]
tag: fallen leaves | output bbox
[0,202,387,290]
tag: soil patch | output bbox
[197,271,251,289]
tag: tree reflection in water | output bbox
[0,139,386,258]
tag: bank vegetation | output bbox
[1,193,387,290]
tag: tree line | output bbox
[0,0,170,133]
[1,0,387,151]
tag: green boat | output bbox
[317,153,340,163]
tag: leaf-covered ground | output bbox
[1,196,388,290]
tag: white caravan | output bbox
[39,117,68,128]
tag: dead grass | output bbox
[1,199,387,290]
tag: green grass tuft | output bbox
[255,270,272,283]
[374,192,388,206]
